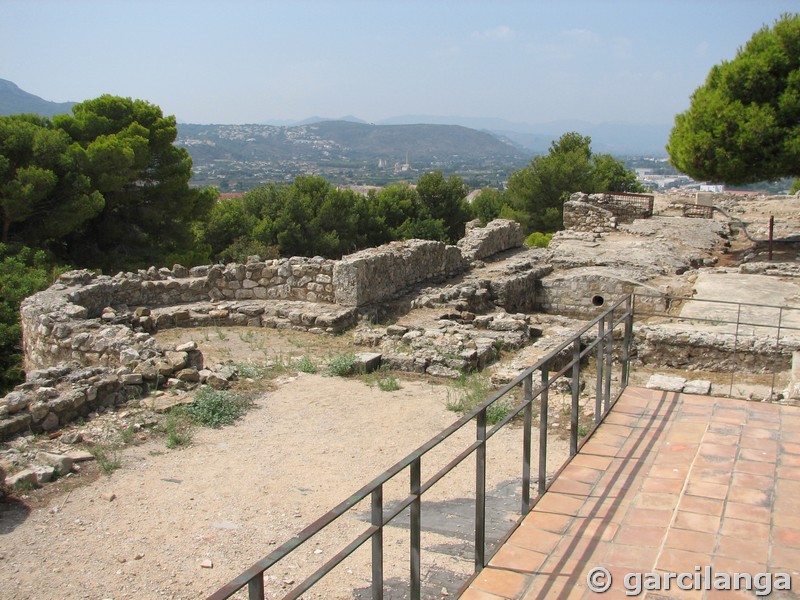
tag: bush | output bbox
[187,386,252,428]
[0,245,67,393]
[326,353,357,377]
[524,232,553,248]
[446,374,511,425]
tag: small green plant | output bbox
[524,231,553,248]
[326,352,357,377]
[377,373,400,392]
[446,374,510,425]
[215,327,227,341]
[578,424,590,438]
[119,423,136,444]
[238,330,256,343]
[235,362,268,379]
[187,386,252,428]
[89,443,122,474]
[161,409,193,449]
[296,355,318,374]
[13,478,36,493]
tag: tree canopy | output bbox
[201,171,472,262]
[0,95,215,271]
[497,132,645,233]
[667,14,800,185]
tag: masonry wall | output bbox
[333,239,467,307]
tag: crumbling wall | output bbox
[458,218,525,262]
[563,200,617,233]
[634,324,799,373]
[333,239,466,307]
[568,192,654,226]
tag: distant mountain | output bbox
[0,79,76,117]
[177,120,529,165]
[376,114,671,156]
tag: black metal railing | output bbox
[207,295,634,600]
[631,293,800,399]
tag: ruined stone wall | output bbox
[536,268,669,317]
[333,239,466,307]
[568,192,654,227]
[634,324,799,373]
[458,218,525,262]
[562,200,617,233]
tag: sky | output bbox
[2,0,798,127]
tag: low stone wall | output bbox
[333,239,466,307]
[458,218,525,262]
[567,192,654,227]
[563,200,617,233]
[65,256,336,318]
[634,324,800,373]
[536,268,669,317]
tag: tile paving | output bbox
[461,387,800,599]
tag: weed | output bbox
[161,409,193,449]
[215,327,228,341]
[295,355,318,374]
[578,424,590,438]
[446,374,510,425]
[377,373,400,392]
[13,478,36,492]
[186,386,252,428]
[119,423,136,444]
[326,352,357,377]
[235,362,268,379]
[89,443,122,474]
[238,330,256,343]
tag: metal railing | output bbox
[207,295,634,600]
[631,293,800,400]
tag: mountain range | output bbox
[0,78,670,155]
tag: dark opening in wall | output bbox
[591,295,605,307]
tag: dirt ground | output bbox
[1,327,571,600]
[2,191,798,600]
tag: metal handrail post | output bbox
[771,307,784,400]
[522,374,533,512]
[371,486,383,600]
[570,338,581,456]
[538,365,549,495]
[410,458,421,600]
[595,315,605,424]
[474,409,487,571]
[603,308,614,415]
[248,575,264,600]
[621,295,633,388]
[730,303,742,397]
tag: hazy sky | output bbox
[2,1,796,126]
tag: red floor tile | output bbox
[462,388,800,600]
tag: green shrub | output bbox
[295,355,318,374]
[446,374,510,425]
[187,386,252,428]
[326,353,357,377]
[0,245,67,393]
[88,443,122,474]
[377,373,400,392]
[524,232,553,248]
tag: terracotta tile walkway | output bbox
[461,387,800,599]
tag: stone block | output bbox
[645,374,687,393]
[354,352,382,374]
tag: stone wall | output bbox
[333,239,466,307]
[562,200,617,233]
[567,192,654,228]
[458,218,525,262]
[634,324,800,373]
[536,267,669,317]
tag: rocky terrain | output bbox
[1,190,799,599]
